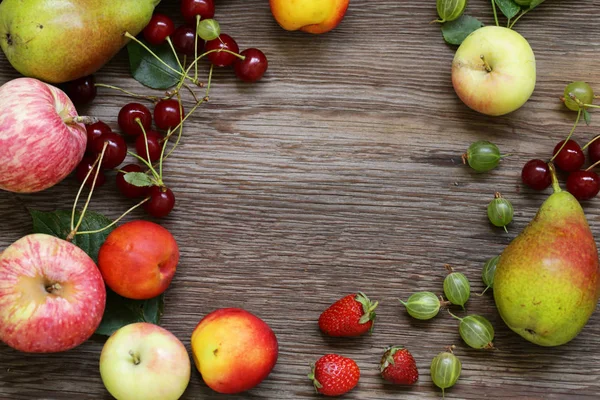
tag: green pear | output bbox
[0,0,161,84]
[494,163,600,346]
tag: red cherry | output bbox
[118,103,152,136]
[116,164,150,198]
[154,99,184,131]
[91,132,127,169]
[587,136,600,165]
[205,34,239,67]
[521,159,552,191]
[181,0,215,25]
[63,75,97,105]
[143,186,176,218]
[85,121,111,153]
[172,25,203,56]
[136,130,164,162]
[143,14,175,46]
[75,156,106,189]
[552,139,585,172]
[566,170,600,200]
[233,48,268,82]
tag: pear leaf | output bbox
[94,289,165,336]
[494,0,521,19]
[29,209,113,263]
[583,109,592,126]
[128,39,181,90]
[441,15,485,46]
[124,171,155,187]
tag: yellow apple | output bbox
[452,26,536,116]
[191,308,278,394]
[269,0,350,34]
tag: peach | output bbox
[97,220,179,300]
[190,308,279,394]
[269,0,349,34]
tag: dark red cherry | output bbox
[234,48,268,82]
[205,34,239,67]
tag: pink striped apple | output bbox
[0,233,106,353]
[0,77,87,193]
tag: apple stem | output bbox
[63,116,99,125]
[480,55,492,73]
[45,282,62,293]
[547,162,562,193]
[129,350,141,365]
[550,107,582,163]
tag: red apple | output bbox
[97,220,179,300]
[190,308,279,394]
[0,233,106,353]
[0,77,87,193]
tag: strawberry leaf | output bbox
[441,15,485,46]
[128,39,181,90]
[124,171,155,187]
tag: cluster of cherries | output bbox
[62,0,270,219]
[76,100,183,218]
[521,81,600,201]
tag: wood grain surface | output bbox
[1,0,600,399]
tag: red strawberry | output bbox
[318,292,378,337]
[380,346,419,385]
[308,354,360,396]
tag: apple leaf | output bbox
[584,109,592,126]
[94,289,165,337]
[29,209,114,264]
[495,0,521,20]
[441,15,485,46]
[124,171,155,187]
[128,39,181,90]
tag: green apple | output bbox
[99,322,191,400]
[452,26,536,116]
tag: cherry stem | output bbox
[491,0,499,27]
[95,83,160,103]
[67,142,108,241]
[195,15,201,81]
[582,103,600,109]
[480,55,492,73]
[547,162,562,193]
[166,37,185,75]
[508,9,530,29]
[582,135,600,151]
[125,32,186,79]
[586,159,600,171]
[136,118,154,172]
[550,107,581,162]
[76,197,150,236]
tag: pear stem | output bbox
[547,162,562,193]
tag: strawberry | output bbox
[380,345,419,385]
[308,354,360,396]
[318,292,378,337]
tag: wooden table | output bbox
[1,1,600,398]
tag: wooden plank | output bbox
[1,0,600,398]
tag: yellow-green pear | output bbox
[0,0,161,84]
[494,163,600,346]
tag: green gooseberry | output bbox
[443,266,470,309]
[481,255,500,295]
[563,81,594,112]
[435,0,467,23]
[463,140,506,173]
[197,19,220,41]
[487,192,514,232]
[449,312,495,349]
[430,349,462,397]
[399,291,446,320]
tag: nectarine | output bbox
[269,0,349,34]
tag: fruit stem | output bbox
[45,282,62,293]
[547,162,562,193]
[550,107,582,162]
[165,37,185,78]
[480,55,492,73]
[94,83,160,103]
[76,197,150,236]
[491,0,499,27]
[195,15,201,81]
[67,142,108,241]
[63,116,99,125]
[508,9,530,29]
[447,310,463,321]
[126,150,162,182]
[129,350,141,365]
[582,103,600,109]
[124,32,186,79]
[137,119,154,171]
[585,159,600,172]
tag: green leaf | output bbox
[495,0,521,19]
[584,109,592,126]
[441,15,485,46]
[29,209,114,263]
[29,208,165,337]
[128,39,181,90]
[124,172,155,187]
[528,0,545,10]
[94,289,165,336]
